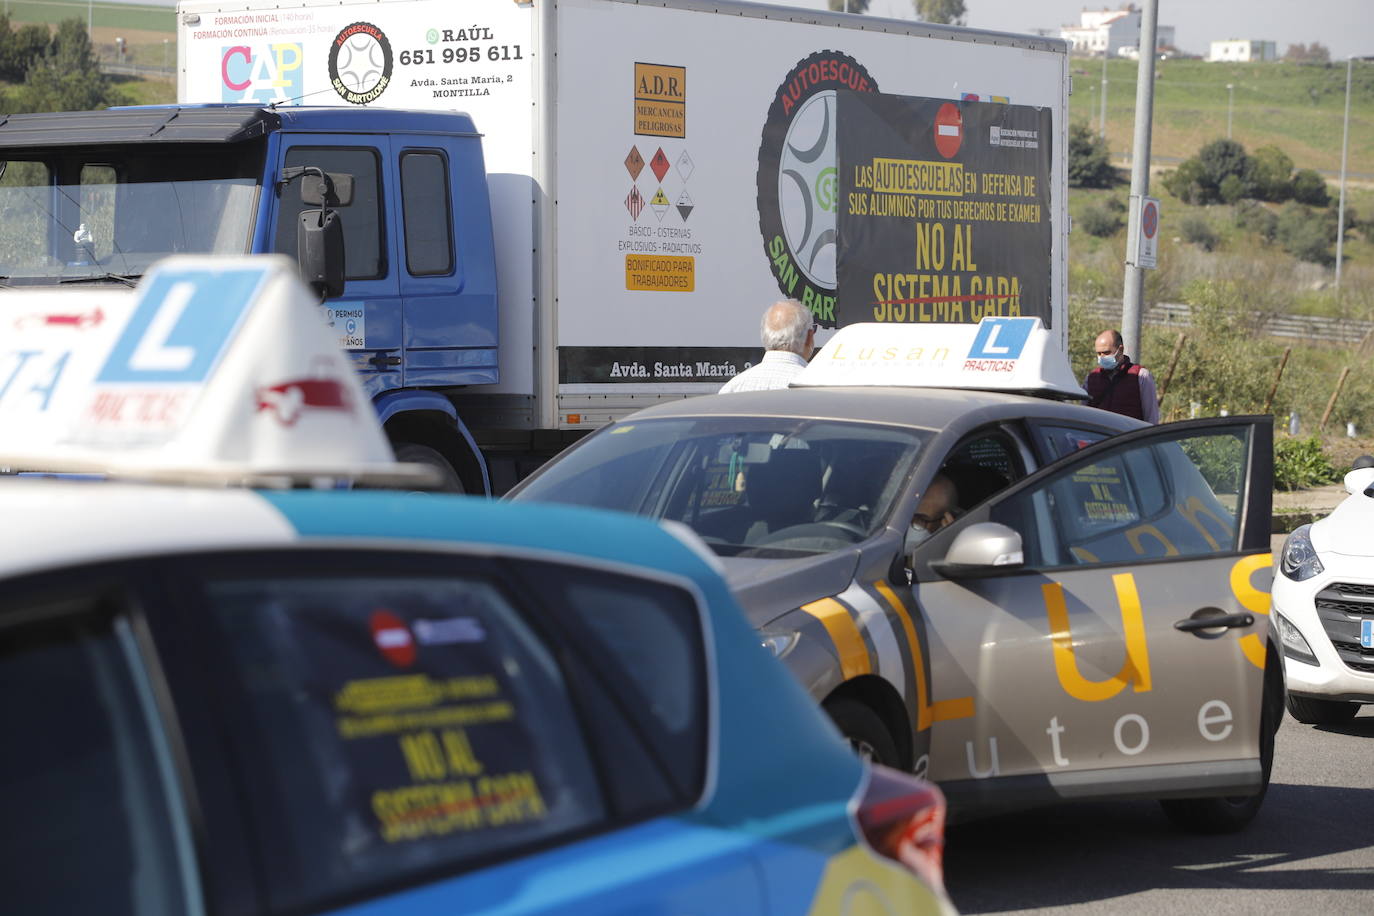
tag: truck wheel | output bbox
[1159,657,1281,834]
[393,443,464,493]
[1285,693,1359,725]
[825,698,899,768]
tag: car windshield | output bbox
[0,143,262,283]
[513,417,928,557]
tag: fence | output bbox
[1086,298,1374,347]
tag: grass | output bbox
[1,0,173,34]
[1070,57,1374,179]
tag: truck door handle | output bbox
[1174,611,1254,636]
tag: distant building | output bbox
[1208,40,1278,62]
[1061,4,1176,58]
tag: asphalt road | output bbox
[941,534,1373,915]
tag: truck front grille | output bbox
[1314,582,1374,673]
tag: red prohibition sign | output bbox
[934,102,963,159]
[1142,200,1159,239]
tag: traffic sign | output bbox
[1131,195,1160,269]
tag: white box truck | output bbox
[0,0,1070,491]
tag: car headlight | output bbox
[1273,611,1318,665]
[1279,524,1324,582]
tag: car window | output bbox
[274,146,385,280]
[197,573,607,914]
[940,430,1026,512]
[1035,424,1110,460]
[513,418,928,557]
[0,602,200,916]
[519,561,708,801]
[991,427,1247,568]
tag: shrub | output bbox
[1198,139,1254,194]
[1161,159,1210,204]
[1291,169,1330,206]
[1233,200,1278,242]
[1079,203,1123,238]
[1180,214,1220,251]
[1274,435,1338,491]
[1276,202,1333,264]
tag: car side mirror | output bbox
[297,208,345,300]
[928,522,1024,579]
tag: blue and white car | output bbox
[0,257,954,915]
[1272,456,1374,725]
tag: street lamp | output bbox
[1226,83,1234,139]
[1335,57,1352,298]
[1099,49,1109,138]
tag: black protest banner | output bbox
[835,91,1053,327]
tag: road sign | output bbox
[1132,195,1160,269]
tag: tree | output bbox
[1291,168,1330,206]
[1197,138,1253,193]
[915,0,966,25]
[16,19,122,113]
[0,17,51,82]
[1275,202,1333,264]
[1161,158,1209,204]
[1067,121,1117,188]
[1250,145,1294,202]
[1285,42,1330,63]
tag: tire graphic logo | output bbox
[329,21,393,105]
[757,51,877,323]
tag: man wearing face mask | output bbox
[909,473,959,547]
[1083,329,1159,424]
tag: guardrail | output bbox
[1086,298,1374,347]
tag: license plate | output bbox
[1363,618,1374,650]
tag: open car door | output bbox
[909,416,1278,831]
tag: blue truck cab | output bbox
[0,105,500,491]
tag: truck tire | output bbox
[394,443,464,493]
[1159,653,1281,834]
[824,697,899,768]
[1285,693,1359,725]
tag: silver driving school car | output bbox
[510,319,1285,833]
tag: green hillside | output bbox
[1071,57,1374,179]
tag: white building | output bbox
[1061,5,1176,58]
[1208,39,1278,62]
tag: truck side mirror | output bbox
[300,171,354,207]
[297,208,345,300]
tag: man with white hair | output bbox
[718,299,817,393]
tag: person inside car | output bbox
[910,473,959,545]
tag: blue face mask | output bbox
[1097,353,1119,370]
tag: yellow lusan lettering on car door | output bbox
[1043,573,1152,702]
[1231,553,1273,670]
[873,580,974,729]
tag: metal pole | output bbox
[1226,83,1233,139]
[1120,0,1158,361]
[1099,51,1109,139]
[1335,56,1352,300]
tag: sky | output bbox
[800,0,1374,61]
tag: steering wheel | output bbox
[752,521,868,546]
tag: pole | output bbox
[1263,347,1291,413]
[1120,0,1158,361]
[1099,51,1109,139]
[1226,83,1233,139]
[87,0,92,37]
[1335,57,1352,300]
[1155,332,1186,408]
[1319,367,1351,433]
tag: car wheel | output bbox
[393,443,465,493]
[825,698,900,768]
[1159,650,1281,834]
[1285,693,1359,725]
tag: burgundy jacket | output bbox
[1084,358,1148,421]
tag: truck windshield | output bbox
[0,143,262,284]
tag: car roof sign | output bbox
[0,255,432,486]
[793,316,1087,400]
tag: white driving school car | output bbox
[510,318,1286,834]
[1272,456,1374,725]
